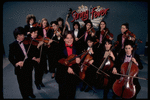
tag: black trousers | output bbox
[58,74,77,99]
[16,59,33,99]
[34,61,44,85]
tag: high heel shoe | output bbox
[51,73,55,79]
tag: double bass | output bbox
[112,44,139,99]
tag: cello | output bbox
[112,44,139,99]
[96,41,119,88]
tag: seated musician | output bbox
[55,31,81,99]
[80,37,96,92]
[93,39,116,99]
[112,40,143,99]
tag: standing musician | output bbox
[48,21,63,78]
[55,31,81,99]
[95,21,113,49]
[24,14,37,37]
[93,39,116,99]
[112,40,143,99]
[56,17,71,32]
[80,37,96,92]
[8,27,37,99]
[80,19,95,51]
[71,21,83,54]
[115,23,135,56]
[28,27,45,90]
[38,18,51,74]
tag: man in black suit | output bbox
[8,27,37,99]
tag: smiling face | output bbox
[17,34,25,41]
[86,23,91,31]
[64,34,74,46]
[100,22,106,30]
[52,23,58,31]
[42,20,47,28]
[31,30,38,39]
[105,41,112,51]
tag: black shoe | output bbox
[44,70,49,74]
[35,84,41,90]
[40,83,45,87]
[29,94,36,99]
[80,86,86,91]
[84,87,91,92]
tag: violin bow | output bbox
[114,73,148,80]
[97,29,108,48]
[76,26,94,42]
[74,72,97,93]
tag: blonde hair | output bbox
[40,18,49,27]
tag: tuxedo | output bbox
[8,40,38,98]
[72,29,84,54]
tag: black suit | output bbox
[72,29,84,54]
[8,40,38,98]
[55,43,80,99]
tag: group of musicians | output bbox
[8,14,143,99]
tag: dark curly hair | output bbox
[26,14,36,24]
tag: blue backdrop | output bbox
[3,1,148,57]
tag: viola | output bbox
[79,52,93,80]
[112,44,138,99]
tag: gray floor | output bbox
[3,55,148,99]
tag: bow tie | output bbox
[126,55,131,57]
[18,41,23,44]
[66,46,73,48]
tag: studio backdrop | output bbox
[3,1,148,57]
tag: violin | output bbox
[58,51,88,67]
[35,35,59,47]
[123,30,143,43]
[112,44,138,99]
[44,26,53,31]
[86,27,96,35]
[96,41,119,87]
[32,20,41,27]
[52,28,62,40]
[23,37,39,46]
[78,49,93,80]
